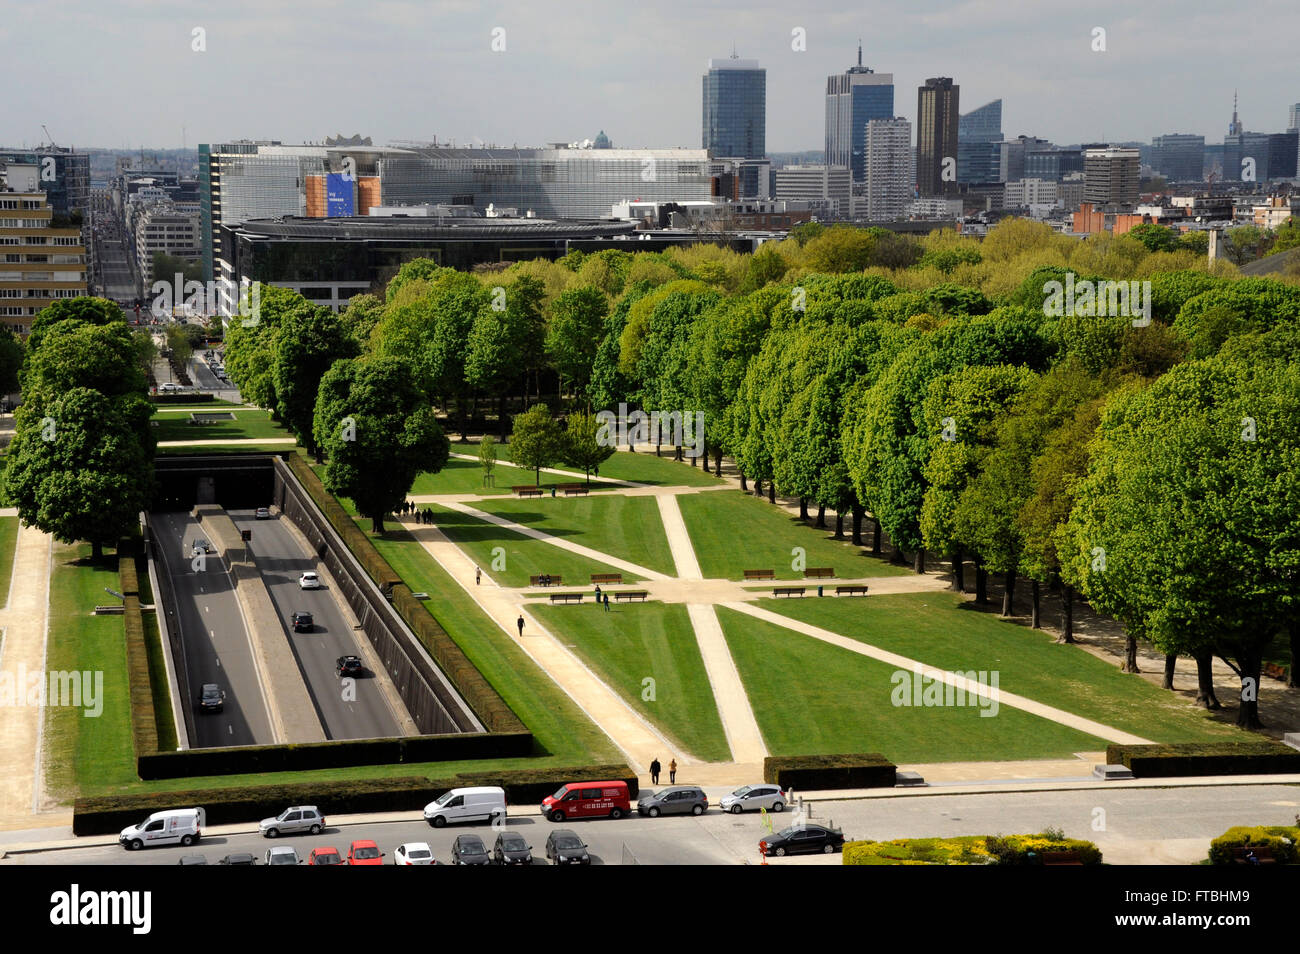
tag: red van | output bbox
[541,781,631,822]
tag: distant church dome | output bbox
[593,130,612,149]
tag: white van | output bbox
[423,787,506,828]
[119,807,205,850]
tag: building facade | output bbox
[703,56,766,162]
[1083,148,1141,206]
[0,147,90,220]
[864,118,913,220]
[957,99,1002,185]
[824,46,894,184]
[916,78,960,196]
[0,178,87,333]
[773,164,852,217]
[1150,134,1205,182]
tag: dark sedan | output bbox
[336,655,363,678]
[545,830,590,865]
[198,683,225,713]
[493,832,533,865]
[291,611,314,633]
[218,853,257,865]
[760,824,845,858]
[451,834,492,866]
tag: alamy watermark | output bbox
[1042,272,1151,326]
[890,663,999,717]
[595,403,705,458]
[150,274,261,324]
[0,665,104,717]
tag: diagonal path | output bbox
[447,452,649,488]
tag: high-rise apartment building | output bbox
[773,164,852,217]
[1083,147,1140,206]
[865,118,913,220]
[824,44,894,184]
[957,99,1002,185]
[916,78,960,196]
[0,166,87,333]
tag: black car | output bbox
[336,655,363,678]
[218,853,257,865]
[198,683,224,713]
[760,824,845,858]
[291,611,314,633]
[451,834,491,866]
[493,832,533,865]
[545,830,590,865]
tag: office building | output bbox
[0,166,87,333]
[773,164,851,217]
[0,147,90,220]
[1024,145,1083,181]
[824,44,894,183]
[133,201,202,286]
[957,99,1002,185]
[1223,131,1298,182]
[864,118,913,220]
[1004,178,1059,208]
[1083,147,1140,206]
[1150,134,1205,182]
[998,136,1052,183]
[916,78,960,196]
[703,55,766,196]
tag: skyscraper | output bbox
[1083,147,1140,206]
[703,54,766,198]
[916,78,960,197]
[865,118,913,220]
[824,43,894,184]
[957,99,1002,185]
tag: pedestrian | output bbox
[426,508,433,525]
[650,758,661,785]
[551,485,556,498]
[669,758,677,784]
[594,584,602,603]
[603,591,610,612]
[516,614,524,638]
[476,566,481,585]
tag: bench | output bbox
[513,485,543,497]
[1231,846,1277,865]
[613,590,649,602]
[1263,662,1288,680]
[93,604,125,615]
[529,575,562,587]
[743,569,775,580]
[548,592,585,604]
[559,483,589,496]
[804,567,834,579]
[773,587,806,598]
[591,573,623,585]
[835,585,869,597]
[1040,851,1084,866]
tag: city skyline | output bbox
[2,0,1299,154]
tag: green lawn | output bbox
[533,601,731,762]
[151,407,294,443]
[468,494,676,576]
[754,593,1248,745]
[679,490,914,581]
[717,606,1106,762]
[410,456,621,496]
[448,442,724,488]
[0,515,19,606]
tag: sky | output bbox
[3,0,1298,153]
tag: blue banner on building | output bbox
[326,173,355,217]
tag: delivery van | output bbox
[120,807,205,850]
[541,781,631,822]
[423,786,507,828]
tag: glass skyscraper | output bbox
[957,99,1002,185]
[824,45,894,184]
[702,55,766,164]
[917,78,960,196]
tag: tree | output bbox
[151,251,202,284]
[272,304,359,460]
[510,403,563,484]
[164,322,194,366]
[479,434,498,487]
[561,411,614,486]
[1127,223,1179,254]
[313,356,449,533]
[24,320,146,400]
[545,286,608,398]
[801,225,876,273]
[26,296,124,356]
[338,293,385,350]
[0,325,23,394]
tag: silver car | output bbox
[265,846,301,866]
[636,786,708,817]
[720,784,786,814]
[259,805,325,838]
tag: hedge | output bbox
[1106,742,1300,778]
[149,393,216,405]
[1208,826,1300,865]
[120,594,159,761]
[983,834,1103,865]
[117,554,139,597]
[842,833,1102,865]
[764,753,896,791]
[73,763,637,835]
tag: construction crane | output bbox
[41,124,58,147]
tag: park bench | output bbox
[1040,851,1084,866]
[559,483,589,496]
[529,575,562,587]
[835,585,869,597]
[773,586,806,598]
[591,573,623,584]
[93,605,125,615]
[804,567,834,579]
[613,590,649,602]
[548,592,585,605]
[1231,846,1277,865]
[1263,662,1288,680]
[513,485,543,497]
[744,569,775,580]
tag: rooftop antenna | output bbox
[731,42,738,59]
[858,40,862,67]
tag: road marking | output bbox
[215,658,222,667]
[228,725,233,735]
[209,630,215,639]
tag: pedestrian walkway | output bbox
[447,452,649,488]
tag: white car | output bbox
[265,846,301,866]
[393,842,437,865]
[298,571,320,590]
[719,784,786,814]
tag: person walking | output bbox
[650,758,661,785]
[476,566,482,585]
[603,591,610,612]
[669,758,677,783]
[516,614,525,638]
[594,584,602,603]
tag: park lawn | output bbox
[43,543,138,797]
[716,606,1106,762]
[410,456,622,496]
[0,515,19,605]
[533,601,731,762]
[760,593,1248,744]
[150,407,293,443]
[678,490,914,581]
[468,494,676,577]
[453,441,724,488]
[426,503,641,587]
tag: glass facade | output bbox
[702,59,766,160]
[916,78,960,196]
[1150,135,1205,182]
[825,68,894,183]
[957,99,1001,185]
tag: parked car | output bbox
[541,781,630,822]
[290,611,314,633]
[450,834,491,866]
[423,786,507,828]
[760,824,845,858]
[637,786,708,817]
[254,507,271,520]
[347,840,384,865]
[265,846,301,866]
[218,853,257,865]
[336,655,363,678]
[307,847,343,866]
[545,830,591,865]
[393,842,437,865]
[197,684,224,713]
[259,805,325,838]
[177,854,207,865]
[493,832,533,865]
[298,571,321,590]
[720,784,786,815]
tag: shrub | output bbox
[1207,826,1300,865]
[763,753,896,790]
[984,833,1103,865]
[1106,742,1300,778]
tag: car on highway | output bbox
[493,832,533,865]
[720,784,786,814]
[450,834,492,865]
[298,571,321,589]
[197,684,225,713]
[259,806,325,838]
[290,611,314,633]
[347,840,384,865]
[254,507,271,520]
[191,538,213,555]
[265,846,301,866]
[637,786,708,817]
[307,847,343,866]
[759,823,846,858]
[336,655,363,678]
[393,842,437,865]
[545,830,591,865]
[219,853,257,865]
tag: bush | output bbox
[983,833,1103,865]
[763,753,896,790]
[121,594,158,761]
[843,836,992,866]
[1106,742,1300,778]
[1207,826,1300,865]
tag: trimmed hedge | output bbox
[121,594,159,760]
[118,554,139,597]
[842,833,1102,865]
[73,763,638,835]
[764,753,896,791]
[983,834,1103,865]
[149,393,216,405]
[1208,826,1300,865]
[1106,742,1300,778]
